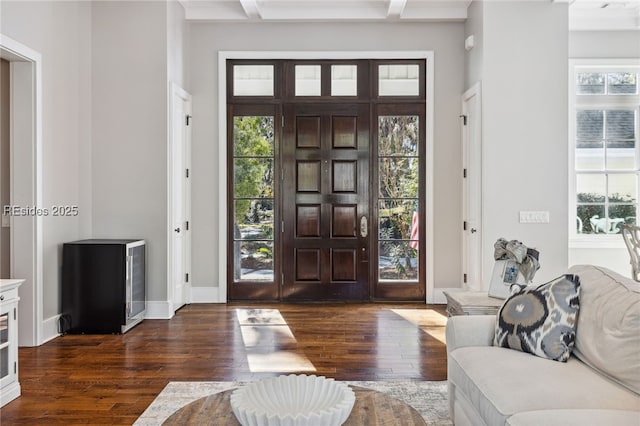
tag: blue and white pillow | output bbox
[494,274,581,362]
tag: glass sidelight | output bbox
[232,115,276,282]
[377,115,420,282]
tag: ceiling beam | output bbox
[387,0,408,19]
[240,0,262,20]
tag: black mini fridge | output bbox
[61,239,146,334]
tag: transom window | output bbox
[570,60,640,245]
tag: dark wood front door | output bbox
[282,103,370,300]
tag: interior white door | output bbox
[461,83,483,291]
[170,84,192,311]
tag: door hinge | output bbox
[185,114,192,126]
[464,273,468,284]
[281,220,285,233]
[14,361,17,374]
[185,221,189,231]
[281,167,284,181]
[463,168,467,178]
[460,114,467,126]
[185,273,189,283]
[186,168,190,178]
[281,116,285,128]
[463,221,467,231]
[14,308,16,320]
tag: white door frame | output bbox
[218,51,435,303]
[0,34,43,346]
[167,82,192,315]
[461,82,483,291]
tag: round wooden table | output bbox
[163,385,427,425]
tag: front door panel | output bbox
[282,104,370,300]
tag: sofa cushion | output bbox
[494,274,580,362]
[569,265,640,394]
[449,346,640,426]
[506,409,640,426]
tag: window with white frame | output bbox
[570,60,640,245]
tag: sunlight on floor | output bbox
[390,309,448,344]
[235,308,316,373]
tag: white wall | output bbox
[167,0,188,89]
[188,22,465,292]
[467,2,570,286]
[464,0,484,90]
[91,1,169,302]
[570,30,640,59]
[1,1,92,319]
[1,59,10,278]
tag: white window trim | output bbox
[569,58,640,249]
[219,51,435,303]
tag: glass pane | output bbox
[576,140,604,170]
[0,347,7,379]
[609,173,637,203]
[233,116,274,157]
[234,158,274,198]
[379,241,418,281]
[295,65,321,96]
[379,158,419,199]
[576,204,605,234]
[609,205,636,230]
[378,116,419,156]
[576,174,606,202]
[0,313,7,344]
[577,110,603,140]
[378,200,419,240]
[234,200,274,240]
[379,64,420,96]
[608,73,637,94]
[233,65,274,96]
[234,241,274,281]
[331,65,357,96]
[576,73,605,94]
[606,110,635,140]
[607,140,636,170]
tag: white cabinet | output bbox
[0,279,24,407]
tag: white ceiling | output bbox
[179,0,640,30]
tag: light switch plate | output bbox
[519,211,550,224]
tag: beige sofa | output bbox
[446,265,640,426]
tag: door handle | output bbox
[174,227,181,233]
[360,216,368,238]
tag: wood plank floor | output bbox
[1,303,448,424]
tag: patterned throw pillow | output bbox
[494,274,581,362]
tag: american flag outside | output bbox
[410,211,419,250]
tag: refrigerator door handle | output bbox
[126,255,133,318]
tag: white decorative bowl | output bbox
[230,374,355,426]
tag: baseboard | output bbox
[190,285,222,303]
[145,301,175,319]
[429,288,459,304]
[41,314,61,344]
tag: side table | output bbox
[443,291,504,316]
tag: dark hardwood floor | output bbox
[1,303,448,424]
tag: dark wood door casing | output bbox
[282,103,370,300]
[226,59,427,302]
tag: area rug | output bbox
[134,380,452,425]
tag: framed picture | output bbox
[489,259,525,299]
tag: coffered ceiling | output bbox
[178,0,640,30]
